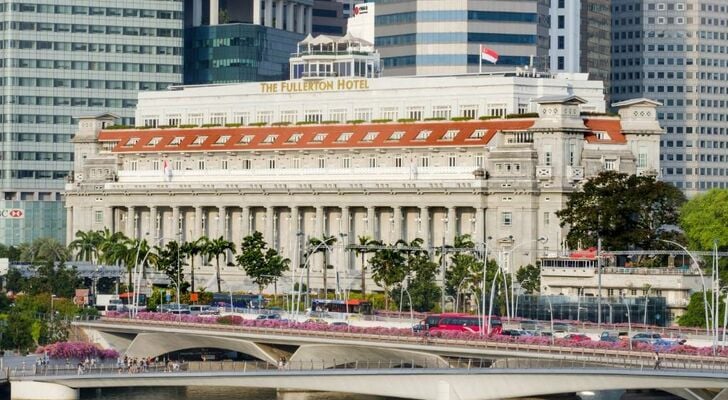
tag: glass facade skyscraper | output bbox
[0,1,184,245]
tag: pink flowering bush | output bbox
[35,342,119,360]
[102,312,728,358]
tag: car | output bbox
[552,323,575,333]
[501,329,526,337]
[412,323,427,333]
[520,320,542,330]
[563,333,591,342]
[600,331,629,342]
[632,332,662,345]
[330,321,349,327]
[189,305,218,316]
[304,318,328,325]
[256,313,281,320]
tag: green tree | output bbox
[18,237,70,263]
[3,311,34,352]
[181,237,209,294]
[347,235,381,297]
[153,241,188,294]
[205,236,236,293]
[0,244,21,261]
[26,261,82,297]
[68,230,103,262]
[236,232,290,294]
[445,235,480,312]
[678,292,715,327]
[556,171,686,250]
[306,235,337,297]
[392,239,440,312]
[515,263,540,294]
[680,189,728,251]
[369,241,407,310]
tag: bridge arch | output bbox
[125,333,283,365]
[289,344,451,369]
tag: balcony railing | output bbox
[567,165,584,181]
[502,130,534,145]
[535,165,552,180]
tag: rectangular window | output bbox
[342,157,351,168]
[198,160,206,170]
[432,106,451,119]
[407,107,423,120]
[448,156,456,167]
[292,158,301,169]
[318,158,326,168]
[544,212,550,225]
[221,160,228,170]
[368,157,377,168]
[380,107,398,120]
[94,210,103,224]
[475,155,484,167]
[543,145,552,166]
[395,156,403,168]
[420,156,430,168]
[604,159,617,171]
[268,159,277,169]
[242,159,251,169]
[502,212,512,226]
[569,143,576,166]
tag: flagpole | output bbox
[479,44,483,74]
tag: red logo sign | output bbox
[0,209,24,219]
[353,5,360,15]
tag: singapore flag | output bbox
[163,159,172,181]
[481,46,499,64]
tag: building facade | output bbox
[611,0,728,195]
[312,0,346,35]
[0,0,184,245]
[549,0,611,98]
[372,0,551,76]
[64,74,662,292]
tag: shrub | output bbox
[158,125,176,129]
[248,122,268,127]
[478,116,499,120]
[396,118,417,123]
[505,112,539,119]
[423,117,446,121]
[224,123,243,128]
[345,119,366,124]
[179,124,198,128]
[35,342,119,360]
[104,125,133,130]
[371,119,392,123]
[321,120,341,125]
[450,116,472,121]
[271,122,292,126]
[201,123,222,128]
[295,121,317,125]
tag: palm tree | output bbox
[369,242,407,310]
[68,230,103,262]
[205,236,236,293]
[348,235,381,297]
[97,229,128,265]
[19,237,70,264]
[307,235,337,298]
[181,236,209,293]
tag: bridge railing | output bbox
[10,355,728,379]
[82,318,728,370]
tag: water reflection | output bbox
[80,387,391,400]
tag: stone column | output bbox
[210,0,219,25]
[341,206,350,271]
[315,206,324,237]
[66,206,74,244]
[149,206,158,241]
[194,206,203,240]
[172,206,180,240]
[419,206,430,249]
[286,2,295,32]
[296,4,305,33]
[366,206,375,239]
[264,0,273,27]
[127,206,136,239]
[254,0,262,25]
[265,206,275,245]
[275,0,284,29]
[242,206,251,236]
[393,206,403,242]
[192,0,202,26]
[475,207,485,245]
[447,207,457,245]
[217,206,227,239]
[103,207,114,231]
[305,6,312,34]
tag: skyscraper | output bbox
[611,0,728,195]
[372,0,551,76]
[0,1,184,245]
[549,0,611,97]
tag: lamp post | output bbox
[545,295,554,345]
[659,239,711,335]
[132,235,180,319]
[50,294,57,340]
[480,236,492,337]
[623,298,633,351]
[296,236,336,316]
[507,236,548,319]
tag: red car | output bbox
[563,333,591,342]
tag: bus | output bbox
[424,313,502,335]
[311,299,373,315]
[210,293,266,309]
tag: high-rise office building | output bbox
[611,0,728,195]
[372,0,551,76]
[312,0,346,35]
[0,1,184,245]
[183,0,313,84]
[549,0,611,97]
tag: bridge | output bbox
[9,361,728,400]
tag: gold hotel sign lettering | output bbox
[260,79,369,94]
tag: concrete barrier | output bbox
[11,381,79,400]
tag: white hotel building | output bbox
[65,72,662,292]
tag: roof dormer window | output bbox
[362,132,378,142]
[146,137,162,146]
[469,129,487,139]
[239,135,254,144]
[336,132,353,143]
[414,130,431,140]
[287,133,303,143]
[262,134,278,144]
[191,135,207,145]
[214,135,230,145]
[388,131,405,141]
[441,130,459,141]
[124,137,140,147]
[312,133,327,143]
[169,136,183,146]
[594,131,611,140]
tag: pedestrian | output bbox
[653,351,661,370]
[77,362,84,375]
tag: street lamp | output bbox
[480,236,492,337]
[296,236,336,315]
[50,294,57,340]
[508,236,548,319]
[659,239,711,335]
[623,298,633,351]
[545,295,555,345]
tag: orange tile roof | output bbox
[98,118,625,153]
